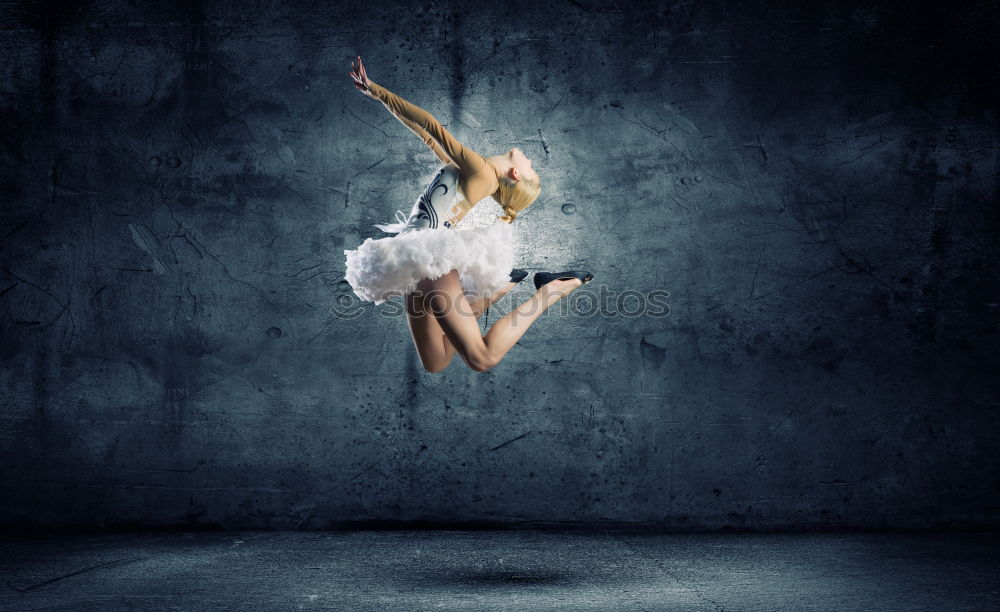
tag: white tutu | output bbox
[343,219,515,305]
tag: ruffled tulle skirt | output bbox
[343,219,515,305]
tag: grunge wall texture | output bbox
[1,0,998,530]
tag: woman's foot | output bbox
[533,270,594,290]
[509,268,529,283]
[537,277,583,299]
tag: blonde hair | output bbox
[491,175,541,223]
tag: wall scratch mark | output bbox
[488,431,532,451]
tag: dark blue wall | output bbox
[1,0,998,530]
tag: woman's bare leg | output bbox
[467,281,518,318]
[405,280,518,373]
[418,269,582,372]
[406,290,456,373]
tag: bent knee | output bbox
[468,352,500,373]
[421,359,451,374]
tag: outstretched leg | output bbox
[417,269,582,372]
[405,279,519,373]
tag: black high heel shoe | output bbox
[509,268,529,283]
[533,270,594,290]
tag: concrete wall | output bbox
[2,0,997,530]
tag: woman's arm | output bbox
[381,102,453,165]
[366,80,490,178]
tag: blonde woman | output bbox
[344,56,593,372]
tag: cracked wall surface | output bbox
[1,0,998,530]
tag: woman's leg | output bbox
[406,290,456,373]
[467,281,518,318]
[418,269,582,372]
[405,280,518,373]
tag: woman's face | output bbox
[509,147,538,182]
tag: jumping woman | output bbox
[344,56,593,373]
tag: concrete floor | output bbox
[1,531,997,611]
